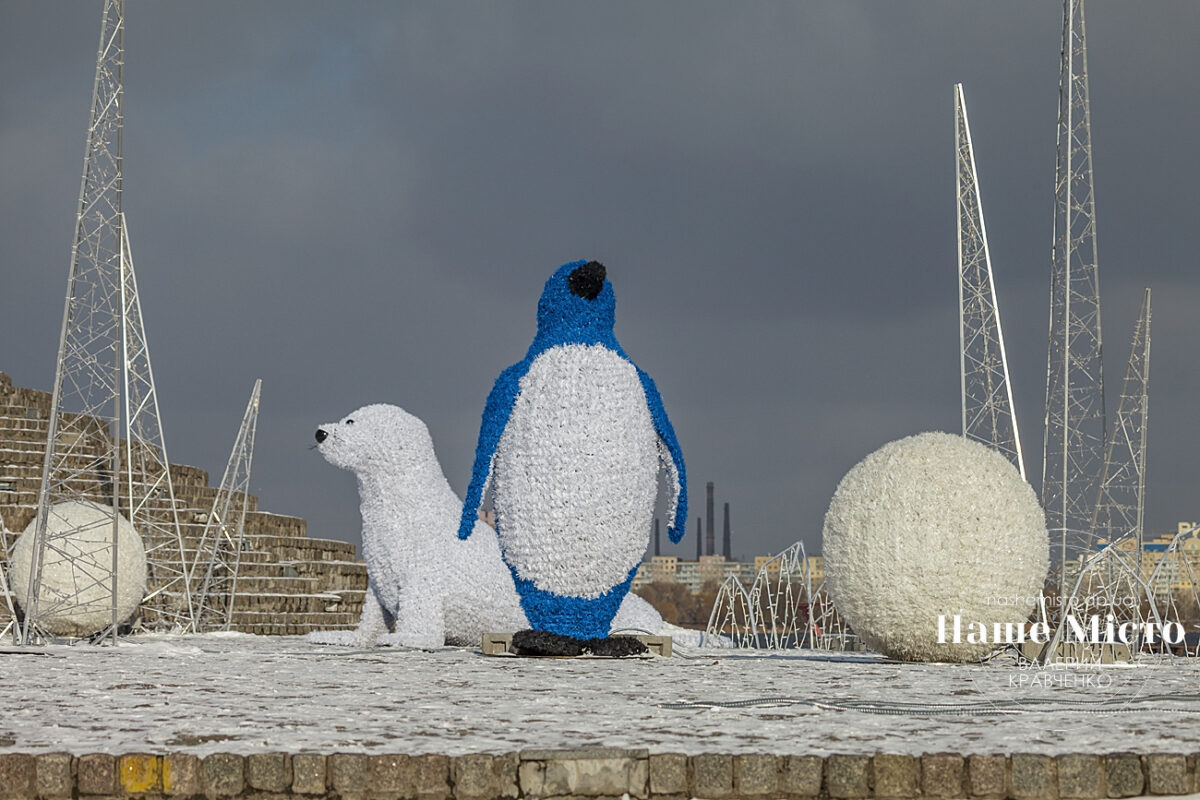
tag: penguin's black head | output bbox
[534,259,617,346]
[568,261,606,301]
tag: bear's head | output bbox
[314,404,436,476]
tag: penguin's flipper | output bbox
[635,366,687,543]
[657,437,680,530]
[459,362,527,540]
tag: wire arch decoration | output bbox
[1042,523,1200,661]
[704,541,853,650]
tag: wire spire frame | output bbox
[955,83,1025,479]
[189,380,262,633]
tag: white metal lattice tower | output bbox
[117,215,195,631]
[1042,0,1106,597]
[1092,289,1150,567]
[1040,292,1152,663]
[21,1,128,644]
[189,380,262,632]
[20,1,194,643]
[955,84,1025,480]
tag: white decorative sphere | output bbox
[823,432,1048,662]
[8,501,147,637]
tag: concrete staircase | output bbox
[0,371,367,636]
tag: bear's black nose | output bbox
[568,260,606,300]
[315,429,328,443]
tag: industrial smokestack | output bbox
[695,517,702,559]
[705,481,715,556]
[723,502,732,559]
[654,518,661,557]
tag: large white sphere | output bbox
[8,501,147,637]
[823,432,1048,662]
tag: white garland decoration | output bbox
[823,432,1048,662]
[9,500,147,637]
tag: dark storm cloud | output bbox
[2,2,1198,559]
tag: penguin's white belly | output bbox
[494,344,658,598]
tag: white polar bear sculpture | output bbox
[306,404,673,648]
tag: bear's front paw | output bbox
[378,631,444,649]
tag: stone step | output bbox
[241,534,356,561]
[289,560,368,579]
[0,429,50,445]
[222,575,325,594]
[228,592,350,614]
[225,610,361,635]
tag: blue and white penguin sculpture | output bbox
[458,260,687,640]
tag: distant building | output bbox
[753,555,779,577]
[1140,522,1200,590]
[1093,521,1200,592]
[807,555,824,582]
[635,555,744,592]
[644,555,679,584]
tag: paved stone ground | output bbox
[2,633,1200,756]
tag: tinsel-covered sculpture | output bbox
[823,432,1048,662]
[9,500,147,637]
[311,404,527,647]
[459,260,687,642]
[308,403,675,648]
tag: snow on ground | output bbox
[2,632,1200,756]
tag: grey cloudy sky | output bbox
[2,2,1197,560]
